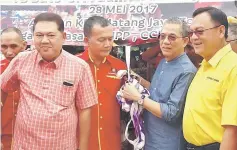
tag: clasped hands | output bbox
[121,72,142,102]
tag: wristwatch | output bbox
[138,94,145,105]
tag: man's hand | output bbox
[130,70,151,89]
[122,83,141,102]
[122,82,163,118]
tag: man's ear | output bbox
[219,25,226,39]
[22,40,27,51]
[62,32,66,41]
[84,37,89,46]
[183,37,189,48]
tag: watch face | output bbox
[138,99,143,105]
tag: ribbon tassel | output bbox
[116,46,149,150]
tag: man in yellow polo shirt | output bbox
[183,7,237,150]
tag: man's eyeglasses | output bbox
[159,33,185,42]
[188,25,221,38]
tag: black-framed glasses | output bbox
[159,33,185,42]
[188,25,221,38]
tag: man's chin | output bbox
[6,57,14,61]
[100,52,110,57]
[40,52,54,61]
[193,48,203,56]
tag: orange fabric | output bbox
[78,51,126,150]
[1,59,19,149]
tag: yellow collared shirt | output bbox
[183,44,237,146]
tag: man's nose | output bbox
[104,39,112,47]
[5,49,14,56]
[189,32,199,41]
[163,36,171,45]
[41,35,50,43]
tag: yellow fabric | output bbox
[228,16,237,24]
[183,44,237,146]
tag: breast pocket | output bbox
[202,78,222,110]
[56,85,75,107]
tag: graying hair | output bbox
[163,17,189,37]
[228,23,237,43]
[84,15,111,38]
[1,27,23,40]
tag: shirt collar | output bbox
[36,50,64,69]
[88,52,107,64]
[208,44,231,68]
[165,53,186,64]
[80,49,114,65]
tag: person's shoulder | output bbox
[225,50,237,64]
[18,50,35,58]
[62,50,89,67]
[179,54,197,73]
[10,50,36,63]
[218,50,237,72]
[108,55,125,64]
[75,52,87,60]
[108,55,126,69]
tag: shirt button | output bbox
[15,114,17,117]
[100,116,103,119]
[15,103,18,105]
[98,91,101,94]
[98,80,100,83]
[97,68,99,71]
[99,103,102,106]
[100,127,103,130]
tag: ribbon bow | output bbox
[116,70,149,150]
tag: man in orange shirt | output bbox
[1,27,27,149]
[78,16,126,150]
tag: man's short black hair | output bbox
[83,15,111,38]
[33,12,64,32]
[193,7,228,39]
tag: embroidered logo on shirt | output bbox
[107,68,119,79]
[207,76,219,82]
